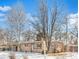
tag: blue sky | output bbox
[0,0,78,29]
[0,0,78,13]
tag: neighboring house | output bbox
[20,42,33,52]
[49,40,64,53]
[0,41,42,53]
[0,38,78,53]
[32,41,42,53]
[66,39,78,52]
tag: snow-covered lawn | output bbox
[0,51,78,59]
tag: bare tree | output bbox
[70,16,78,38]
[30,0,67,52]
[23,29,36,41]
[0,29,10,44]
[0,29,5,42]
[6,2,26,42]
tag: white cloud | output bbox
[68,13,78,24]
[0,6,11,12]
[68,13,78,29]
[26,13,39,23]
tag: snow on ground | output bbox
[0,51,78,59]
